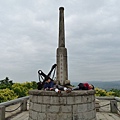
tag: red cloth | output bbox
[83,83,91,90]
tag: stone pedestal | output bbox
[29,90,96,120]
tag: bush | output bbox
[0,88,18,103]
[95,87,115,96]
[12,81,37,98]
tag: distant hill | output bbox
[71,80,120,91]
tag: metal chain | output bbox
[5,103,23,112]
[96,103,110,108]
[114,104,120,112]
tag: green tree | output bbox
[0,77,13,89]
[110,89,120,97]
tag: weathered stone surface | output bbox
[29,90,96,120]
[61,105,72,112]
[29,90,95,96]
[38,113,46,120]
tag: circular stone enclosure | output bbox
[29,90,96,120]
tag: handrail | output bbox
[0,96,29,120]
[0,96,29,107]
[96,96,120,102]
[96,96,120,114]
[115,97,120,102]
[96,96,115,100]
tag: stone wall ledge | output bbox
[29,90,95,96]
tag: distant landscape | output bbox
[72,80,120,91]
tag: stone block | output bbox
[73,104,88,113]
[31,95,38,103]
[59,97,66,104]
[41,105,46,112]
[67,96,75,104]
[87,102,93,111]
[29,110,32,118]
[47,105,60,113]
[47,113,57,120]
[38,96,43,103]
[31,111,38,120]
[50,96,59,104]
[82,111,94,119]
[81,96,90,103]
[73,105,77,114]
[29,95,32,102]
[33,103,41,112]
[78,104,88,112]
[28,117,32,120]
[74,96,82,104]
[61,105,72,112]
[92,95,95,101]
[58,113,72,120]
[86,95,92,102]
[38,113,46,120]
[92,101,95,109]
[42,96,50,104]
[73,113,83,120]
[29,102,33,110]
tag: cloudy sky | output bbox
[0,0,120,83]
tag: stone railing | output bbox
[0,96,29,120]
[95,96,120,113]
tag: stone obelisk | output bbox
[29,7,96,120]
[56,7,68,85]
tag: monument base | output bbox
[29,90,96,120]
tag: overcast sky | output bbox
[0,0,120,83]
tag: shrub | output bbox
[0,88,18,103]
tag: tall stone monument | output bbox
[29,7,97,120]
[56,7,68,85]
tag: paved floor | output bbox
[8,111,120,120]
[6,100,120,120]
[6,111,29,120]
